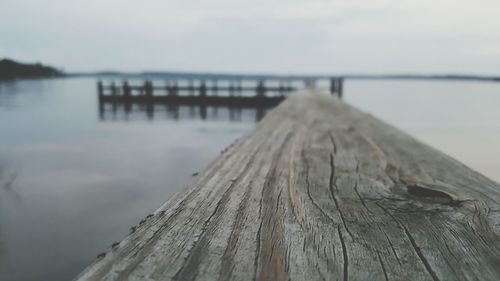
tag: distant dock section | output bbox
[97,77,344,122]
[97,77,344,105]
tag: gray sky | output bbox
[1,0,499,74]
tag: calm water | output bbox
[0,77,499,281]
[344,79,500,184]
[0,77,256,281]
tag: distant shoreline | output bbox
[0,58,64,80]
[70,71,500,83]
[1,57,498,83]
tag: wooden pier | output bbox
[97,77,344,105]
[77,89,500,281]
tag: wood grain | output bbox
[76,89,500,281]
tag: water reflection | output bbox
[98,100,274,122]
[0,78,258,281]
[0,160,22,265]
[0,168,22,202]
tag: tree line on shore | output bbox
[0,58,64,80]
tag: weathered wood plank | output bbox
[76,89,500,281]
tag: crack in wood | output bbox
[253,220,263,281]
[401,225,441,281]
[337,225,348,281]
[220,180,253,280]
[257,131,293,281]
[329,152,354,239]
[301,138,336,223]
[353,181,373,214]
[376,251,390,281]
[378,226,402,266]
[173,137,269,281]
[376,202,441,281]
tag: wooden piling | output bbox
[279,80,285,93]
[110,81,117,96]
[256,80,265,97]
[229,82,235,97]
[330,78,344,98]
[97,81,103,97]
[144,81,153,97]
[199,81,207,97]
[237,80,242,94]
[165,80,171,95]
[212,80,218,95]
[172,81,178,97]
[77,89,500,281]
[122,81,131,98]
[330,78,337,95]
[337,78,344,98]
[188,80,194,96]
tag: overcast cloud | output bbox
[1,0,499,74]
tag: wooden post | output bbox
[188,80,194,96]
[172,81,178,97]
[279,80,284,93]
[76,90,500,281]
[213,80,218,96]
[122,81,131,98]
[229,81,235,97]
[199,81,207,97]
[165,80,171,95]
[337,78,344,99]
[330,78,337,95]
[97,80,103,97]
[237,80,242,96]
[111,81,118,96]
[256,80,265,97]
[144,81,153,97]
